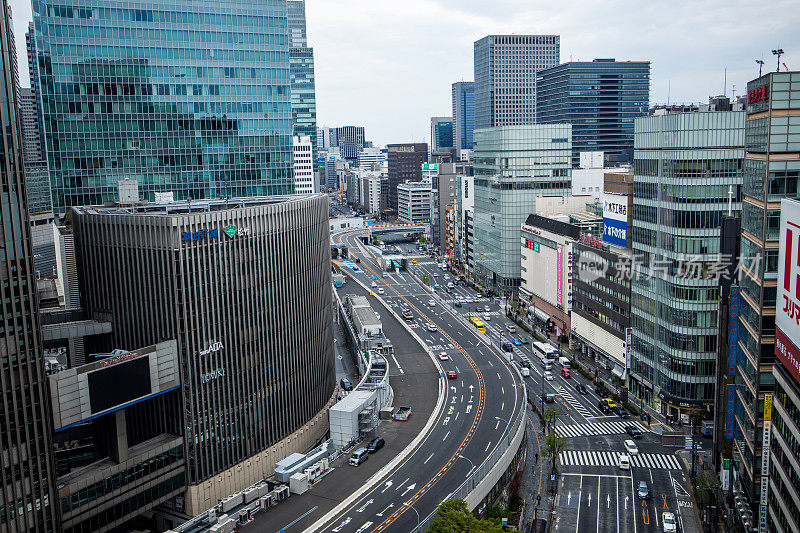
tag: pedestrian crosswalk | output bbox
[556,386,593,419]
[559,450,682,470]
[555,420,649,438]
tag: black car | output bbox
[502,342,513,352]
[519,359,531,369]
[625,426,643,439]
[595,385,610,398]
[454,301,462,308]
[340,378,353,391]
[367,437,385,453]
[615,407,631,419]
[575,384,588,395]
[354,257,361,263]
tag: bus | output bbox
[470,317,487,334]
[532,341,558,363]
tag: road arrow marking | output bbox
[625,496,629,510]
[567,491,571,505]
[376,504,394,517]
[607,494,611,508]
[332,517,351,532]
[588,493,592,507]
[355,522,373,533]
[381,481,392,493]
[355,499,373,513]
[401,483,417,497]
[469,384,474,392]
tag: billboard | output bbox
[556,245,563,305]
[603,194,628,248]
[776,198,800,385]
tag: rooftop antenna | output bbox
[727,185,733,216]
[732,84,737,99]
[756,59,765,77]
[667,80,671,106]
[772,49,784,72]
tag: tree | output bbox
[428,500,519,533]
[544,432,568,475]
[372,234,382,245]
[421,273,430,285]
[541,407,559,434]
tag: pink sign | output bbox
[556,245,563,305]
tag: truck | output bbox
[402,309,414,321]
[394,406,412,421]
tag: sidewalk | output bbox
[519,403,556,533]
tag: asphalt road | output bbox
[315,230,524,533]
[394,242,700,533]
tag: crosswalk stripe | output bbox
[558,451,681,470]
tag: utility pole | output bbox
[756,59,764,77]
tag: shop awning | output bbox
[531,307,550,323]
[612,366,626,379]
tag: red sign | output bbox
[748,84,769,104]
[100,352,140,368]
[776,328,800,386]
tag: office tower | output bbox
[474,35,559,130]
[334,126,366,166]
[18,87,41,160]
[735,71,800,526]
[387,143,428,215]
[629,108,744,417]
[536,58,651,166]
[0,1,59,530]
[472,125,571,292]
[430,116,454,151]
[293,135,315,193]
[33,0,294,213]
[357,146,385,170]
[287,0,307,47]
[290,46,318,158]
[452,81,475,151]
[71,195,336,515]
[397,182,432,224]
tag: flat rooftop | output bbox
[71,194,324,217]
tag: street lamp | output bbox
[756,59,765,77]
[403,502,420,533]
[772,49,784,72]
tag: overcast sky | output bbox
[11,0,799,147]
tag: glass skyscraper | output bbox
[536,58,651,166]
[1,1,58,530]
[472,125,572,292]
[473,35,559,130]
[290,46,317,160]
[32,0,294,212]
[629,110,744,415]
[452,81,475,151]
[430,116,454,151]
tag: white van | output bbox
[520,367,530,378]
[558,357,571,368]
[349,448,370,466]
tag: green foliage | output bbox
[541,407,559,434]
[421,273,430,285]
[544,432,568,475]
[428,500,520,533]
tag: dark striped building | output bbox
[0,1,59,530]
[70,194,336,514]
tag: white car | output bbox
[371,281,377,288]
[544,371,554,381]
[427,323,437,332]
[482,314,491,322]
[377,287,385,295]
[662,512,677,533]
[428,299,436,306]
[438,352,449,361]
[433,272,439,277]
[624,439,639,456]
[618,453,631,470]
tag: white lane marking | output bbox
[485,441,492,452]
[423,453,434,465]
[495,419,500,430]
[390,353,404,375]
[442,431,450,441]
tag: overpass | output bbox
[368,223,430,237]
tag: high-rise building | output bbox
[71,195,336,515]
[286,0,307,47]
[289,46,318,158]
[357,146,385,170]
[472,125,571,292]
[19,87,41,161]
[474,35,559,130]
[452,81,475,151]
[629,109,744,417]
[430,116,454,151]
[397,181,432,224]
[33,0,294,213]
[735,71,800,526]
[387,143,428,216]
[536,59,651,166]
[0,2,59,530]
[293,135,315,193]
[334,126,366,166]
